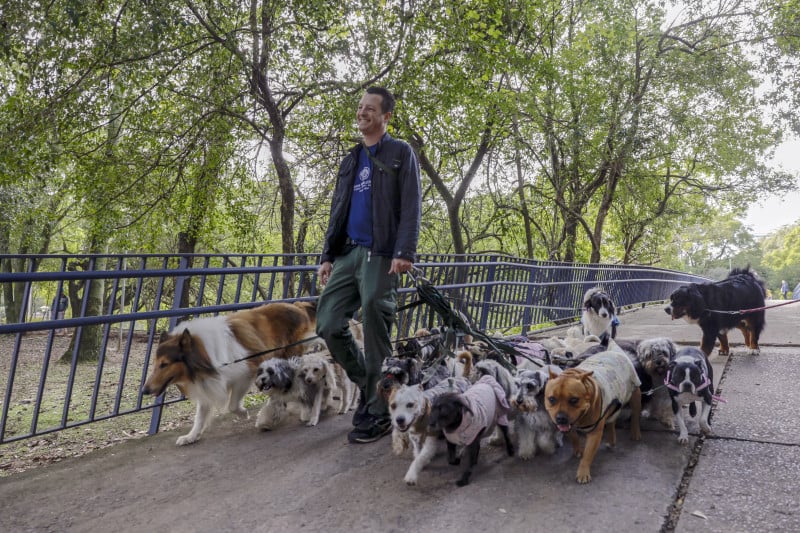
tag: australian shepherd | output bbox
[664,266,766,356]
[143,302,314,445]
[581,287,618,340]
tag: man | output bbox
[316,87,421,443]
[53,290,69,335]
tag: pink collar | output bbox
[664,371,726,403]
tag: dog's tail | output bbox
[456,350,473,378]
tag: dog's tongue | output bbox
[557,424,571,432]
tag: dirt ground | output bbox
[0,332,196,476]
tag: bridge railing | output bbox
[0,253,707,444]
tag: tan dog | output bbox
[143,302,313,445]
[544,350,642,483]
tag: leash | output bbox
[706,298,800,316]
[218,336,320,367]
[575,399,622,433]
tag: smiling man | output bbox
[316,87,422,444]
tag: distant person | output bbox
[781,279,789,299]
[52,290,69,335]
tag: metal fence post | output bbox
[147,256,189,436]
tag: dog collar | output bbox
[664,372,726,403]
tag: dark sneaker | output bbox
[347,415,391,444]
[351,389,369,428]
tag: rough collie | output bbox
[142,302,314,445]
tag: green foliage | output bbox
[0,0,798,277]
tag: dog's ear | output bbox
[547,367,560,379]
[178,329,193,353]
[158,330,170,344]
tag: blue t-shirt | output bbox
[346,144,375,247]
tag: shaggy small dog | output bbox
[636,337,678,428]
[429,375,514,486]
[377,356,424,405]
[254,357,309,430]
[511,367,563,459]
[299,352,357,425]
[389,377,471,486]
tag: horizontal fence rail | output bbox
[0,253,708,445]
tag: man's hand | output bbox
[318,261,333,286]
[389,258,413,275]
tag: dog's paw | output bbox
[576,470,592,484]
[404,473,418,486]
[306,419,319,427]
[448,457,461,466]
[677,433,689,445]
[176,434,198,446]
[658,416,675,430]
[456,473,471,487]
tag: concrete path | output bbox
[2,300,799,532]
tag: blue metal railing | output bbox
[0,252,707,444]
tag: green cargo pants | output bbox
[315,245,398,419]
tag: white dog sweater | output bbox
[444,375,510,446]
[578,351,641,424]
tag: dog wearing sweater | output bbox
[428,375,514,486]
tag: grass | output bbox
[0,332,198,477]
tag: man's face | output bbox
[357,93,390,137]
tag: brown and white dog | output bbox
[142,302,314,445]
[544,350,642,483]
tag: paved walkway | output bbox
[2,301,799,532]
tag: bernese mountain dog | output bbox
[664,266,766,356]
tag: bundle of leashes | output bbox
[402,269,542,374]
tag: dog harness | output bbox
[664,371,726,403]
[576,351,640,427]
[444,375,510,446]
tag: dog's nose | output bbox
[664,306,672,315]
[680,383,694,393]
[396,416,405,426]
[555,413,569,425]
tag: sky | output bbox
[742,137,800,236]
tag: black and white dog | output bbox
[254,357,309,430]
[666,347,715,444]
[664,266,765,356]
[581,287,619,340]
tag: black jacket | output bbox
[321,133,421,264]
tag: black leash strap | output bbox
[218,336,319,367]
[575,399,622,433]
[364,147,398,179]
